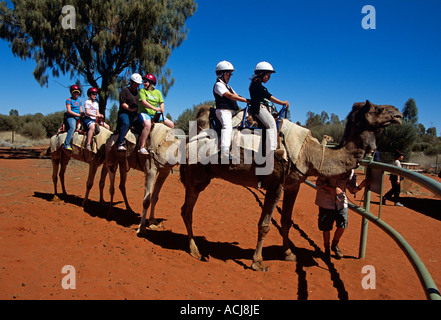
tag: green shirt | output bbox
[138,88,164,115]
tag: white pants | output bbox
[215,109,233,153]
[254,105,277,151]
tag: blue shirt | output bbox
[66,97,82,114]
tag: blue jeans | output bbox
[65,116,78,147]
[116,112,135,146]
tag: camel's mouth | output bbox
[380,114,403,127]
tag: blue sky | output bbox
[0,0,440,134]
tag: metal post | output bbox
[378,171,384,219]
[358,156,372,259]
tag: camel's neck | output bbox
[322,142,365,176]
[299,134,371,177]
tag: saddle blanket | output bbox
[50,127,113,154]
[187,119,310,165]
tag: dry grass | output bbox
[0,131,50,148]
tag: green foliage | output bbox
[424,143,441,156]
[0,114,16,131]
[20,121,46,139]
[377,121,418,159]
[1,0,197,113]
[107,103,118,131]
[305,111,323,128]
[402,98,418,124]
[42,111,64,137]
[310,123,344,144]
[175,100,215,135]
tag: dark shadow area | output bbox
[32,191,259,266]
[0,147,49,159]
[245,186,349,300]
[137,228,284,268]
[399,196,441,221]
[33,191,141,228]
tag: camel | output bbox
[104,123,183,233]
[50,127,113,205]
[179,100,403,271]
[321,134,334,145]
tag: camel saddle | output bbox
[188,114,310,165]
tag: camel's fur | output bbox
[180,101,403,271]
[50,128,112,205]
[105,123,182,233]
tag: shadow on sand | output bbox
[34,186,352,300]
[245,186,350,300]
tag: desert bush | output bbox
[42,111,64,137]
[19,121,47,139]
[310,123,344,144]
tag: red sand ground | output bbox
[0,148,440,300]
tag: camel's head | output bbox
[352,100,403,129]
[340,100,403,154]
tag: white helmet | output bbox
[130,73,143,84]
[215,60,235,75]
[254,61,276,74]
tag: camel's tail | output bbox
[40,146,51,158]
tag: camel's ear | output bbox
[365,100,371,107]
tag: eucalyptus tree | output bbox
[0,0,197,115]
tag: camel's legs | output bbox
[147,170,170,226]
[181,187,203,260]
[137,168,170,234]
[180,167,211,260]
[107,161,118,215]
[251,183,283,271]
[98,164,108,203]
[82,161,100,207]
[118,160,132,212]
[51,157,60,196]
[281,184,301,262]
[59,152,70,195]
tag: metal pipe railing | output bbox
[359,159,441,199]
[303,163,441,300]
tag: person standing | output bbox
[315,170,366,259]
[383,150,404,207]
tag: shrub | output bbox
[42,111,64,137]
[19,121,47,140]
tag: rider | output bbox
[213,60,249,159]
[116,73,142,151]
[83,87,109,151]
[63,85,83,151]
[138,74,174,155]
[249,62,289,157]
